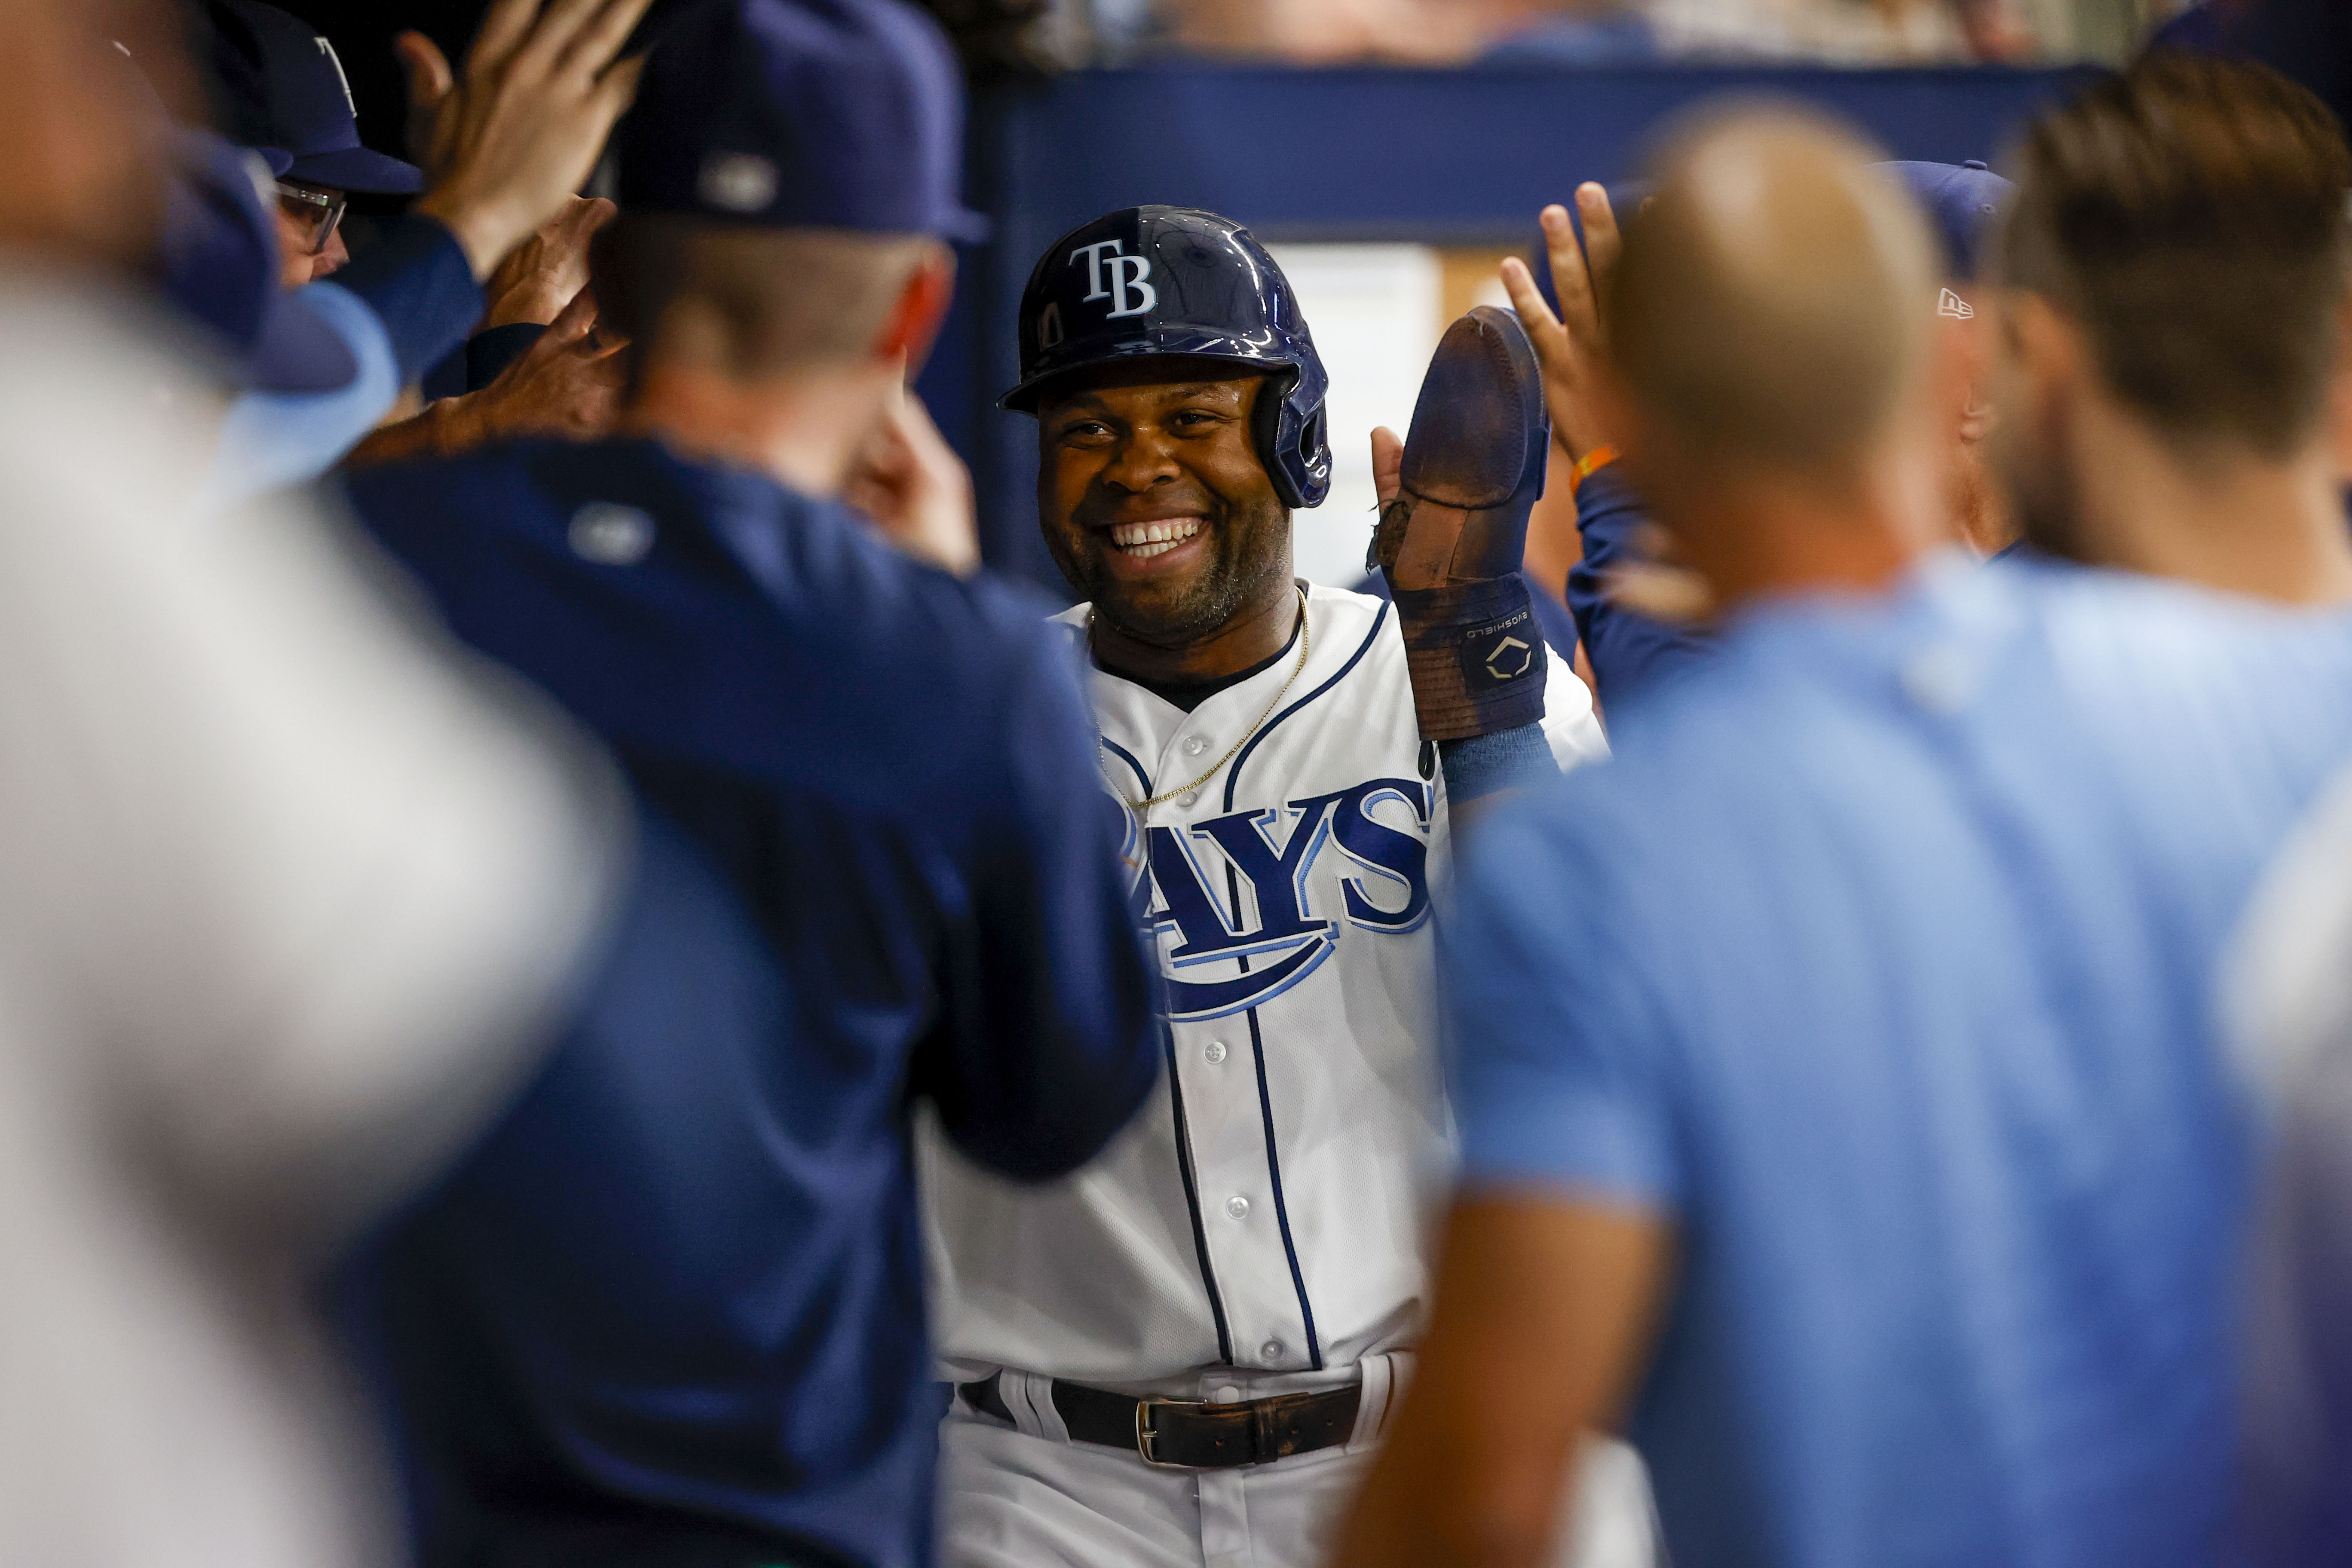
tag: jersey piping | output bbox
[1208,604,1388,1371]
[1099,736,1152,799]
[1096,728,1233,1363]
[1248,1004,1325,1369]
[1161,1020,1236,1366]
[1222,603,1392,813]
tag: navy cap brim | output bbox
[257,146,294,178]
[286,145,424,195]
[1001,327,1289,413]
[246,287,361,395]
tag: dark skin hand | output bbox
[1037,358,1298,686]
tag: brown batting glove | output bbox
[1369,305,1551,741]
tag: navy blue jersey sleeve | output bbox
[918,599,1161,1181]
[332,216,485,387]
[1565,465,1713,705]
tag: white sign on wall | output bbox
[1262,243,1443,587]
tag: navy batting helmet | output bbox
[1001,206,1332,509]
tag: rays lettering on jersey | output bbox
[1127,778,1432,1021]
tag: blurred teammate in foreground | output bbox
[338,4,1160,1566]
[0,4,622,1565]
[1337,86,2352,1568]
[2030,55,2352,1568]
[920,207,1630,1568]
[2231,751,2352,1568]
[1988,53,2352,606]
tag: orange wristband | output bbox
[1566,444,1621,500]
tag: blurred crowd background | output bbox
[295,0,2342,98]
[1041,0,2275,69]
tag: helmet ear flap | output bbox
[1251,368,1331,510]
[1252,367,1302,506]
[1293,405,1331,506]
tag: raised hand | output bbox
[842,388,980,578]
[407,0,654,282]
[1498,183,1624,464]
[482,195,617,331]
[393,30,457,179]
[462,282,628,444]
[344,285,626,466]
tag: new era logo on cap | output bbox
[1938,288,1976,321]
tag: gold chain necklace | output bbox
[1091,586,1312,813]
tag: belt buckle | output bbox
[1135,1396,1209,1468]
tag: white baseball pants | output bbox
[935,1359,1658,1568]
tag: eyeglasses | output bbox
[274,182,347,256]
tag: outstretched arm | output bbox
[1334,1192,1672,1568]
[920,600,1160,1183]
[1342,796,1684,1564]
[1501,187,1718,705]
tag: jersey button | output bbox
[1225,1195,1250,1219]
[1259,1339,1284,1362]
[1177,790,1199,808]
[1214,1385,1242,1404]
[1204,1040,1228,1064]
[1182,734,1211,757]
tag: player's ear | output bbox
[1997,291,2087,416]
[872,243,956,378]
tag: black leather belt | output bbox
[959,1373,1361,1469]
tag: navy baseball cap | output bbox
[207,0,423,195]
[156,131,360,394]
[1877,160,2013,283]
[617,0,988,239]
[109,35,297,182]
[1526,180,1651,319]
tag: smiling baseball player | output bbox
[921,206,1643,1568]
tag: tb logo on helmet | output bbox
[1069,239,1158,319]
[1004,207,1335,510]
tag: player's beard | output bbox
[1058,494,1295,652]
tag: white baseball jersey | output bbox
[922,581,1607,1387]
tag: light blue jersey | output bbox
[1447,554,2352,1568]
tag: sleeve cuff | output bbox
[1574,465,1646,554]
[1440,722,1558,802]
[468,323,547,391]
[1458,1067,1682,1208]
